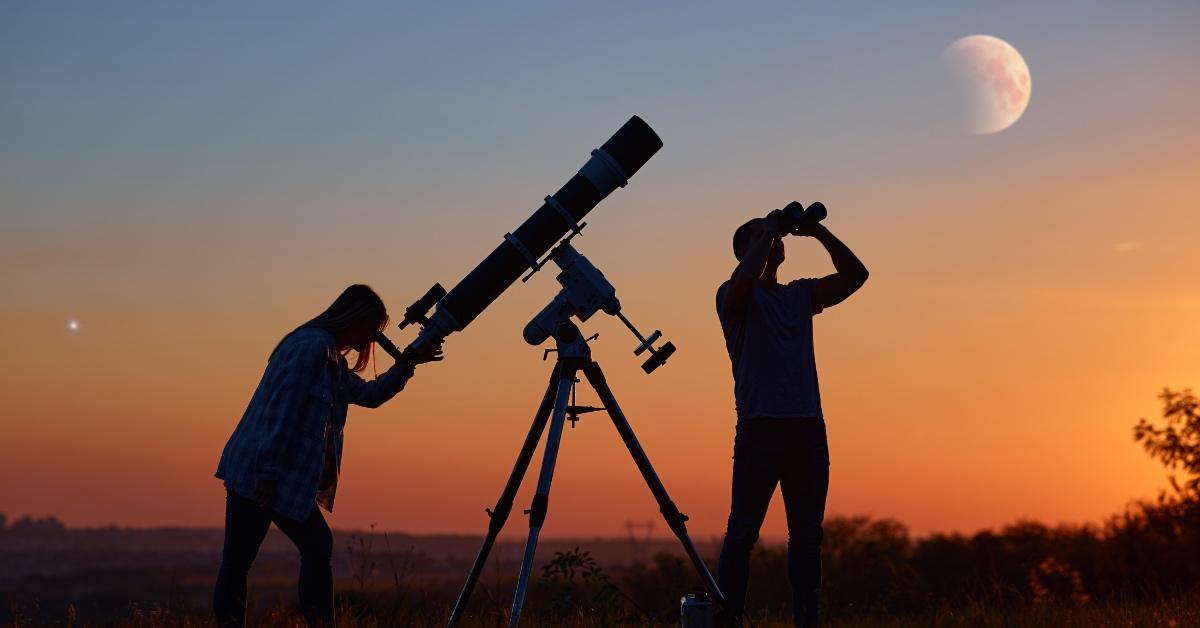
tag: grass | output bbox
[14,593,1195,628]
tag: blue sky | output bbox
[2,1,1199,534]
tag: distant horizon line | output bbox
[1,510,1122,541]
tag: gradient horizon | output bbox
[2,1,1198,540]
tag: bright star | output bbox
[68,320,79,331]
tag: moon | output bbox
[943,35,1031,134]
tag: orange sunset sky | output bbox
[2,2,1198,541]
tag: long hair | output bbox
[273,284,389,373]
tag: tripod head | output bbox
[523,234,675,373]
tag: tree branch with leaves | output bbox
[1134,388,1200,499]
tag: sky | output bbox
[2,1,1198,540]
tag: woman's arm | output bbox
[343,360,416,408]
[344,340,443,408]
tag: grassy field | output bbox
[13,593,1196,628]
[8,503,1200,627]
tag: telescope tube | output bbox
[406,116,662,351]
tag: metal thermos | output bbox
[680,592,716,628]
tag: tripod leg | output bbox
[447,365,562,627]
[509,361,578,627]
[581,361,726,605]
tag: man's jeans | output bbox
[718,417,830,627]
[213,490,334,627]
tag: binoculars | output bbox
[780,201,827,234]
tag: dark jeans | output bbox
[213,490,334,627]
[718,417,830,627]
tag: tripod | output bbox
[447,321,724,627]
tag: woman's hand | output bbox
[408,339,445,365]
[253,478,276,507]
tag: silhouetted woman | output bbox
[213,285,443,627]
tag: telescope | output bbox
[375,116,724,626]
[373,115,663,364]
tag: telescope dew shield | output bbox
[409,116,662,350]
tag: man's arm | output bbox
[806,224,869,312]
[724,211,784,317]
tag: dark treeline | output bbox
[506,389,1200,624]
[503,495,1198,624]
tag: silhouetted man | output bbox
[715,202,868,627]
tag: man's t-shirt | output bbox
[716,279,823,420]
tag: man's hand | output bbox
[408,339,444,365]
[253,478,276,507]
[764,209,788,238]
[789,220,826,238]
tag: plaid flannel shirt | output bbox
[215,327,415,522]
